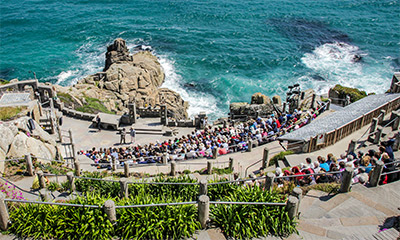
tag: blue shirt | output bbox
[320,163,330,172]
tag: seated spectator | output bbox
[318,156,330,172]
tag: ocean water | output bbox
[1,0,399,119]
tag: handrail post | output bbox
[199,180,208,197]
[392,111,400,131]
[261,148,269,169]
[339,167,354,193]
[112,157,116,171]
[0,193,9,231]
[368,118,378,137]
[394,132,400,152]
[373,127,383,144]
[264,172,275,192]
[119,178,128,199]
[347,139,357,154]
[286,196,299,220]
[68,129,77,163]
[207,161,213,175]
[25,154,34,176]
[124,162,130,177]
[162,153,168,165]
[103,200,117,223]
[170,161,176,176]
[370,161,384,187]
[74,160,81,177]
[198,195,210,229]
[378,110,385,124]
[247,140,253,152]
[229,157,236,171]
[290,188,303,204]
[37,170,46,189]
[212,147,217,159]
[66,172,75,192]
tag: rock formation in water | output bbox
[55,38,188,119]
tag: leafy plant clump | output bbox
[8,194,113,240]
[211,185,296,238]
[332,84,368,103]
[0,78,10,85]
[269,150,294,167]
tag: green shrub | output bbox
[269,150,294,167]
[332,84,368,103]
[8,194,113,240]
[211,185,296,238]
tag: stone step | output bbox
[350,183,400,214]
[372,228,400,240]
[135,130,165,135]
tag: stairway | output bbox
[294,181,400,239]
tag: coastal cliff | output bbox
[54,38,189,119]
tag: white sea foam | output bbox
[158,55,220,118]
[54,70,79,85]
[47,40,105,86]
[301,42,391,94]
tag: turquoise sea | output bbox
[1,0,399,119]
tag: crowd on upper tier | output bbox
[79,104,328,168]
[273,137,399,187]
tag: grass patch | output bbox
[269,150,294,167]
[76,96,114,114]
[301,183,340,195]
[0,79,10,85]
[0,106,26,121]
[57,92,74,105]
[332,84,368,103]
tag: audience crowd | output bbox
[79,105,327,169]
[274,137,399,187]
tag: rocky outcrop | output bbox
[0,118,58,165]
[55,38,188,119]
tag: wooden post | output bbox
[199,180,208,196]
[282,102,286,113]
[373,127,383,144]
[68,129,77,163]
[162,153,168,165]
[229,157,235,171]
[290,187,303,204]
[311,94,316,109]
[369,118,378,135]
[339,167,354,193]
[326,99,331,110]
[66,172,75,192]
[347,139,357,154]
[103,200,117,222]
[207,161,213,175]
[264,172,275,192]
[37,171,46,189]
[25,154,34,176]
[0,193,10,231]
[119,178,128,199]
[378,110,385,124]
[247,140,253,152]
[262,148,269,169]
[74,160,81,177]
[393,132,400,151]
[392,111,400,131]
[370,161,384,187]
[124,162,130,177]
[286,196,299,220]
[170,161,176,176]
[212,147,217,159]
[57,124,62,144]
[198,195,210,229]
[112,157,116,171]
